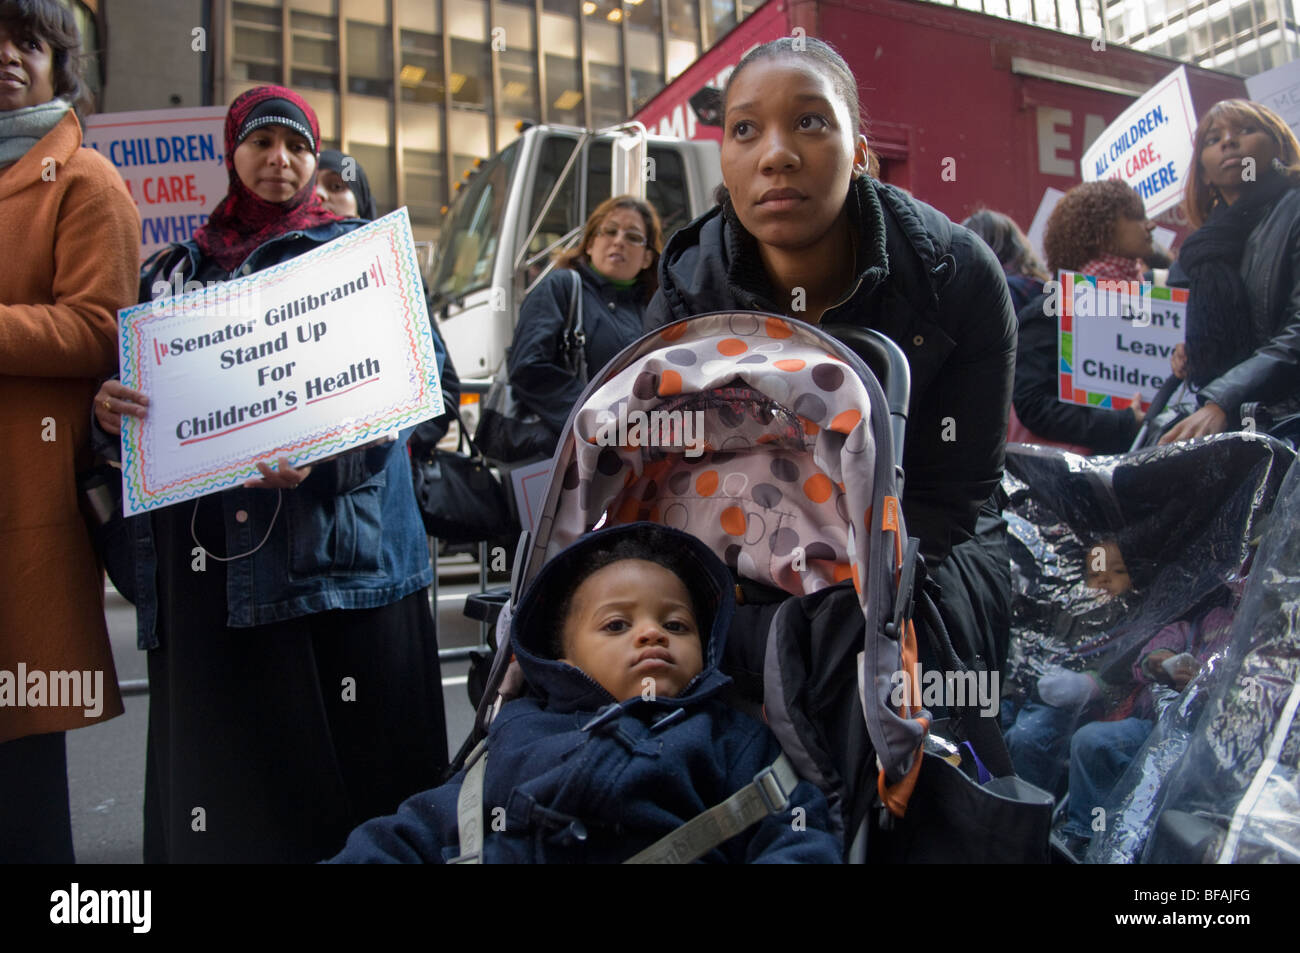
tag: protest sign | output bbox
[117,209,442,515]
[1081,67,1197,218]
[1246,60,1300,141]
[1055,271,1187,409]
[1026,187,1065,268]
[84,107,228,262]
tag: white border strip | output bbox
[1218,674,1300,863]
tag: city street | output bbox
[66,553,494,864]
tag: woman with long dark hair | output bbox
[1160,99,1300,445]
[91,86,447,863]
[962,208,1051,316]
[644,37,1017,674]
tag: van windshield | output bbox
[429,140,520,305]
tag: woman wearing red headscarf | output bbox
[92,87,448,863]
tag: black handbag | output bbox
[869,714,1056,863]
[411,408,516,544]
[476,269,586,463]
[868,585,1055,863]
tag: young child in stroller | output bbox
[329,522,842,864]
[1004,535,1240,856]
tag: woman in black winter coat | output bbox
[962,209,1050,316]
[1160,99,1300,445]
[644,38,1017,674]
[508,195,664,444]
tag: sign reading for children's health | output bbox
[1056,271,1187,410]
[1081,67,1198,218]
[117,209,442,516]
[84,106,229,263]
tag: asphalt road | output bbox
[66,553,495,864]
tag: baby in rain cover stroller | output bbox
[999,434,1293,862]
[330,310,933,863]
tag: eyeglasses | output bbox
[596,224,647,246]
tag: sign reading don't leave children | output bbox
[1056,271,1187,411]
[117,209,443,516]
[1080,67,1198,218]
[84,106,229,263]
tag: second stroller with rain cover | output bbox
[457,311,1050,862]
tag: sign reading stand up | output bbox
[117,209,442,515]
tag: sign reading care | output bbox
[1056,271,1187,409]
[117,209,442,515]
[84,106,229,263]
[1080,67,1198,218]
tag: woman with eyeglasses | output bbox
[507,195,664,450]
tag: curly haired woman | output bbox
[1011,180,1156,454]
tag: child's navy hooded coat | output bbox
[330,523,842,863]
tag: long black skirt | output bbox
[143,508,448,864]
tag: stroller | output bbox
[1000,433,1295,862]
[456,311,1046,862]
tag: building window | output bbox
[705,0,736,44]
[400,29,446,103]
[589,61,626,128]
[233,1,283,84]
[348,20,393,98]
[450,38,492,110]
[291,9,339,92]
[667,0,699,39]
[405,148,445,225]
[627,0,662,30]
[347,142,395,214]
[546,53,584,124]
[499,47,540,120]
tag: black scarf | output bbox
[1180,170,1293,387]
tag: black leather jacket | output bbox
[1194,186,1300,421]
[645,177,1017,567]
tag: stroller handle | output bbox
[821,324,911,468]
[1129,372,1184,452]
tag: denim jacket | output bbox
[99,222,438,649]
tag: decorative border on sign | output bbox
[119,208,440,513]
[1056,271,1188,410]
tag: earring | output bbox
[1272,157,1288,174]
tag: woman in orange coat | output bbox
[0,0,139,862]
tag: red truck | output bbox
[634,0,1248,235]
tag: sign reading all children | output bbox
[84,107,229,262]
[117,209,443,515]
[1081,66,1198,218]
[1055,271,1187,410]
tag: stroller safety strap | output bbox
[449,740,489,864]
[624,754,800,864]
[451,746,800,864]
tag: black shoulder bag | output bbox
[412,405,516,544]
[475,269,586,463]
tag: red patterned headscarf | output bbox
[194,85,341,272]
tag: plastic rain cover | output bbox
[998,434,1294,862]
[1093,448,1300,863]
